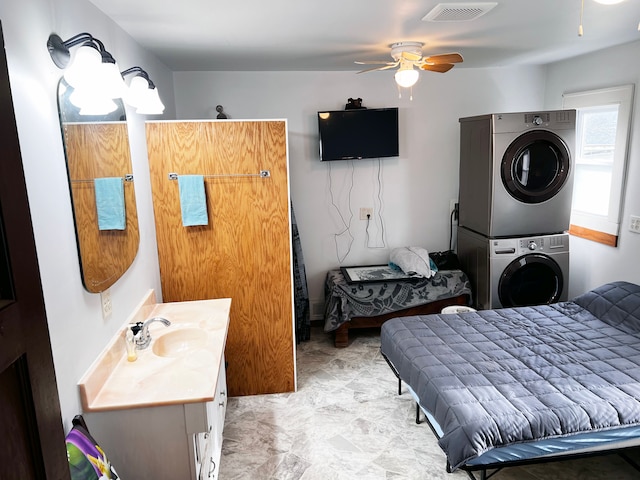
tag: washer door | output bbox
[501,130,571,204]
[498,254,563,307]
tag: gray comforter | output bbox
[380,281,640,470]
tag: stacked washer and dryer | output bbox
[457,110,576,310]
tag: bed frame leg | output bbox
[415,403,422,424]
[459,466,503,480]
[334,324,349,347]
[619,451,640,472]
[463,470,485,480]
[380,350,403,395]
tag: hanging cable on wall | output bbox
[367,158,387,248]
[327,161,354,263]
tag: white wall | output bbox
[544,40,640,297]
[173,67,547,311]
[0,0,173,429]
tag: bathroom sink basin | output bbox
[152,328,207,357]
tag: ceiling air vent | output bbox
[422,2,498,22]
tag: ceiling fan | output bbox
[355,42,463,88]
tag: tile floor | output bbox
[219,327,640,479]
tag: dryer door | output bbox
[501,130,571,204]
[498,253,563,307]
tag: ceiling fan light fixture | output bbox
[395,67,419,88]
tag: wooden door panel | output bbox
[0,22,68,478]
[146,120,294,396]
[0,358,39,479]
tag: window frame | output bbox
[562,84,634,246]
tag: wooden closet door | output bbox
[146,120,294,396]
[0,22,68,478]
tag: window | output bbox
[563,85,634,246]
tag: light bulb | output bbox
[124,75,151,109]
[593,0,624,4]
[70,86,117,115]
[64,44,101,89]
[97,61,127,99]
[136,87,165,115]
[395,68,419,88]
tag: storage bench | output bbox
[324,268,472,347]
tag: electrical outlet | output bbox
[101,289,113,320]
[630,215,640,234]
[360,207,373,220]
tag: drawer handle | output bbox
[209,459,216,476]
[219,401,225,407]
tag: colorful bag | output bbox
[65,415,120,480]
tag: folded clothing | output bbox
[389,258,438,274]
[178,175,208,226]
[94,177,125,231]
[389,246,436,279]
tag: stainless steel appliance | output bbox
[458,110,576,238]
[457,227,569,310]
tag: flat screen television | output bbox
[317,107,399,161]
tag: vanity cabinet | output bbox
[78,295,231,479]
[85,356,227,480]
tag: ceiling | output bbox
[87,0,640,72]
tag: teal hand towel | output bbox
[94,177,125,231]
[178,175,208,226]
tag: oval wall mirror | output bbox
[57,79,140,293]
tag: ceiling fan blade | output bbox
[420,63,455,73]
[357,64,398,74]
[423,53,463,64]
[400,51,422,62]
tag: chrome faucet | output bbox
[131,317,171,350]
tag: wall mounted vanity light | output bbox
[121,67,165,115]
[47,32,164,115]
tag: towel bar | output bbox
[72,174,134,183]
[168,170,270,180]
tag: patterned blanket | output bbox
[323,268,472,332]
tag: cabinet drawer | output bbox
[198,430,216,480]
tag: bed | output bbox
[324,268,472,347]
[380,281,640,479]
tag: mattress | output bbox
[380,281,640,471]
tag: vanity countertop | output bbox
[78,291,230,412]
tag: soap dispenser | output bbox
[125,328,137,362]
